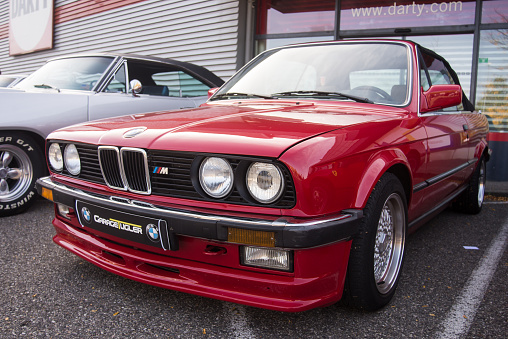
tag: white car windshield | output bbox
[16,56,114,91]
[214,42,410,105]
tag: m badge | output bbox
[153,167,169,175]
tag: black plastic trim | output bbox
[413,159,477,193]
[36,177,362,249]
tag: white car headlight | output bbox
[48,143,63,172]
[199,157,233,198]
[246,162,284,203]
[64,144,81,175]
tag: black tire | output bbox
[342,173,407,310]
[0,132,45,216]
[453,157,486,215]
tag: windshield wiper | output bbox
[212,92,275,100]
[272,91,373,104]
[33,84,60,92]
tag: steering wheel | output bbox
[351,86,392,101]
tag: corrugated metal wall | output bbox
[0,0,240,80]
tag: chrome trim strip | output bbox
[119,147,151,195]
[38,176,353,229]
[98,146,128,191]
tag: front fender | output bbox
[280,135,415,217]
[353,149,412,209]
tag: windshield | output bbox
[0,75,18,87]
[16,56,114,91]
[214,42,410,105]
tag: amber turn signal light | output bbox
[228,227,275,247]
[41,187,54,202]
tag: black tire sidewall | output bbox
[0,133,45,216]
[344,173,408,310]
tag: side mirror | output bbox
[208,87,219,99]
[420,84,462,113]
[130,79,142,97]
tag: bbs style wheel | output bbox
[0,133,44,216]
[342,173,407,310]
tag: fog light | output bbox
[241,246,292,271]
[57,203,73,219]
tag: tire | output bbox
[453,157,486,215]
[342,173,407,310]
[0,133,45,216]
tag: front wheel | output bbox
[0,133,44,216]
[342,173,407,310]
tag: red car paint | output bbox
[36,40,489,312]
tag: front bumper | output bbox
[36,176,362,311]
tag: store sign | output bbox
[9,0,54,55]
[340,0,476,30]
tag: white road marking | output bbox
[226,303,255,338]
[437,217,508,339]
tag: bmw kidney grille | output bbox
[98,146,151,194]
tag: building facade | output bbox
[1,0,507,191]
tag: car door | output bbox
[418,49,470,207]
[88,60,210,121]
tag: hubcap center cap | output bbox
[0,168,7,179]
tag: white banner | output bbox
[9,0,54,55]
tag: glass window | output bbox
[16,57,113,91]
[482,0,508,24]
[340,0,476,30]
[104,64,127,93]
[420,53,454,86]
[476,30,508,132]
[151,71,210,97]
[255,36,334,54]
[410,35,473,98]
[0,75,16,87]
[256,0,335,34]
[216,42,410,106]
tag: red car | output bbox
[36,40,489,312]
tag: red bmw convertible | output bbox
[36,40,489,312]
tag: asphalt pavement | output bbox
[0,197,506,338]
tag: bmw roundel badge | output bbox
[146,224,159,242]
[81,207,91,223]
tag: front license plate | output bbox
[75,200,173,250]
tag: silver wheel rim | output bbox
[374,193,405,294]
[477,162,485,208]
[0,145,33,202]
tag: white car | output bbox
[0,53,224,216]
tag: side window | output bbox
[152,71,210,97]
[420,51,461,111]
[104,64,127,93]
[125,60,211,97]
[420,52,455,88]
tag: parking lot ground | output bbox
[0,197,506,338]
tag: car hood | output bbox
[49,101,407,158]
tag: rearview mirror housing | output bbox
[420,84,462,113]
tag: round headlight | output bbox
[48,143,63,172]
[64,144,81,175]
[246,162,284,203]
[199,157,233,198]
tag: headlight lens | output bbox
[246,162,284,203]
[48,143,63,172]
[199,157,233,198]
[64,144,81,175]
